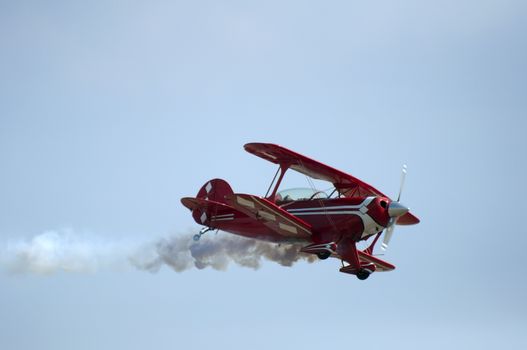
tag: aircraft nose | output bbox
[388,201,409,218]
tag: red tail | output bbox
[195,179,233,204]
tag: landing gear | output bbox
[317,252,331,260]
[193,227,214,241]
[301,242,336,259]
[356,269,371,280]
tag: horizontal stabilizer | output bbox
[181,197,231,212]
[181,197,236,226]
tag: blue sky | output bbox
[1,1,526,349]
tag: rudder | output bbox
[196,179,233,204]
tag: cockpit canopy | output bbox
[275,187,329,203]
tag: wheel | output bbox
[356,270,370,280]
[317,252,331,260]
[193,234,201,242]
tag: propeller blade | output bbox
[381,219,395,251]
[382,165,409,251]
[397,164,407,202]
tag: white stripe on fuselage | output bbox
[287,204,365,212]
[211,213,234,218]
[288,211,365,215]
[210,213,235,222]
[211,217,234,221]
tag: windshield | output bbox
[275,188,328,202]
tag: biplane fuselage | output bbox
[182,143,419,280]
[201,196,390,244]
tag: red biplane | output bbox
[181,143,419,280]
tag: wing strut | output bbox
[266,165,288,202]
[265,166,281,198]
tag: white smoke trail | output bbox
[131,233,316,273]
[0,229,315,275]
[0,229,130,274]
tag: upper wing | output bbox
[244,143,387,198]
[225,193,312,239]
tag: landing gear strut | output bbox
[193,227,214,241]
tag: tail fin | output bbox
[196,179,233,204]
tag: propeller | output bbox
[381,165,409,251]
[397,164,407,202]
